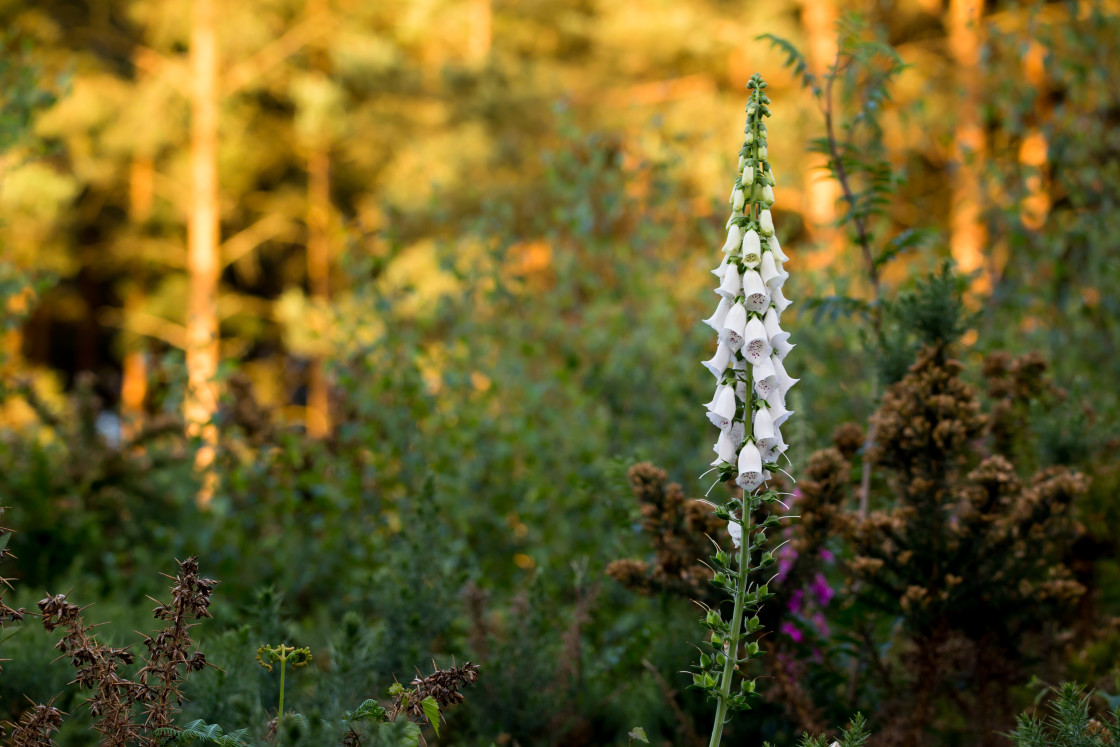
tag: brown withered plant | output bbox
[606,462,730,606]
[839,346,1088,746]
[4,700,65,747]
[38,556,217,746]
[391,661,481,730]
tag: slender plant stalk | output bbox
[278,660,287,725]
[708,509,752,747]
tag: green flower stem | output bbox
[278,657,287,725]
[708,509,752,747]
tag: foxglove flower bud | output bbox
[758,209,775,237]
[733,188,746,213]
[721,224,743,255]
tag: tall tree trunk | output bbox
[948,0,987,291]
[306,144,331,437]
[188,0,220,504]
[801,0,841,261]
[467,0,491,63]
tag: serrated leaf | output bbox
[420,695,440,737]
[628,726,650,743]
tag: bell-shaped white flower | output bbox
[763,307,790,347]
[760,425,787,463]
[771,284,792,313]
[721,223,742,255]
[766,165,776,186]
[707,383,737,430]
[765,388,793,427]
[772,353,799,394]
[733,187,746,212]
[742,270,770,313]
[767,234,789,263]
[752,355,780,399]
[728,519,742,549]
[759,209,775,237]
[772,336,795,360]
[736,441,765,492]
[761,184,775,205]
[752,406,777,453]
[741,229,762,269]
[742,164,754,186]
[759,144,768,159]
[721,302,748,352]
[741,317,771,365]
[712,253,728,279]
[702,340,731,380]
[711,427,738,466]
[703,296,731,331]
[760,250,787,291]
[704,383,729,411]
[717,262,741,300]
[737,154,745,172]
[728,420,745,448]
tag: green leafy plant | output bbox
[255,644,314,729]
[1007,683,1120,747]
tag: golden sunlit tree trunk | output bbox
[306,144,331,437]
[467,0,491,63]
[801,0,842,261]
[188,0,221,503]
[948,0,987,290]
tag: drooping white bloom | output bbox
[761,184,775,205]
[711,427,738,465]
[717,262,741,300]
[752,356,780,399]
[728,420,745,448]
[741,229,762,268]
[712,253,728,279]
[772,353,799,394]
[732,187,746,212]
[765,388,793,427]
[707,386,737,430]
[703,296,731,331]
[760,425,787,463]
[752,406,777,455]
[721,224,743,255]
[705,383,730,411]
[741,318,771,365]
[772,336,795,360]
[742,164,754,185]
[767,234,789,263]
[760,251,786,291]
[721,302,748,351]
[742,270,770,313]
[735,442,765,491]
[728,519,742,548]
[702,340,731,380]
[763,307,790,347]
[758,209,775,237]
[771,284,792,313]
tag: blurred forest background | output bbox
[1,0,1119,744]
